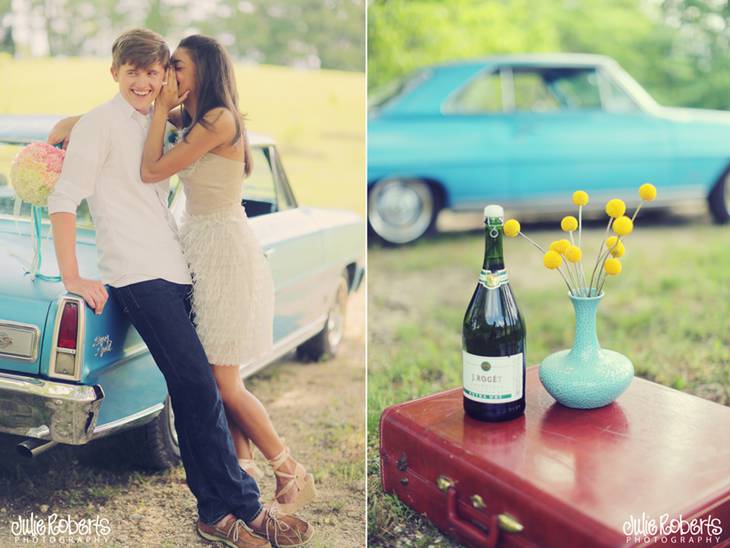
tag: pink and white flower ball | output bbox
[9,142,65,207]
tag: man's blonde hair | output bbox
[112,28,169,70]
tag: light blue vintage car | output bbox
[368,53,730,244]
[0,115,364,468]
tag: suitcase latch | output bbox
[470,494,486,509]
[436,475,454,492]
[396,453,408,472]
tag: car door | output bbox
[244,146,328,344]
[506,66,672,203]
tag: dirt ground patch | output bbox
[0,287,365,548]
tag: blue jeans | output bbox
[111,278,262,525]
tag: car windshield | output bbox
[369,69,431,113]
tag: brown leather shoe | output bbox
[249,505,314,547]
[197,514,270,547]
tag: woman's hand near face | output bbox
[157,67,189,112]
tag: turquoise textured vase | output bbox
[539,293,634,409]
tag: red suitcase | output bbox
[380,367,730,547]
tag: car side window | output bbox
[512,70,560,112]
[443,70,503,114]
[545,68,602,109]
[242,146,278,217]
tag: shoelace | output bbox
[266,506,298,546]
[228,518,254,543]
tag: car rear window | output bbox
[443,70,504,114]
[369,69,432,112]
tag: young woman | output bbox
[139,34,316,514]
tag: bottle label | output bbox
[463,351,524,403]
[479,269,509,289]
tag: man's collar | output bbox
[113,93,153,120]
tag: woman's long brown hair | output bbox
[178,34,252,177]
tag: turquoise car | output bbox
[0,116,364,468]
[368,53,730,244]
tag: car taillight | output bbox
[58,302,78,350]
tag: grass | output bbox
[0,57,365,214]
[367,213,730,546]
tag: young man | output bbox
[47,28,312,547]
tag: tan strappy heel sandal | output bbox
[267,446,316,514]
[239,458,265,480]
[238,440,265,480]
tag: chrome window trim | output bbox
[501,67,515,112]
[0,320,40,362]
[48,295,86,382]
[596,66,641,113]
[270,146,298,209]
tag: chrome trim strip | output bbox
[48,295,86,382]
[91,402,165,438]
[0,320,40,362]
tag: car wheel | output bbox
[709,171,730,224]
[124,396,180,470]
[368,178,439,245]
[296,270,349,362]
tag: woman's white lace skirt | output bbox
[179,206,274,366]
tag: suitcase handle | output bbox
[446,487,500,547]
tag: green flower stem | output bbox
[562,260,578,291]
[578,205,583,249]
[631,202,644,223]
[519,232,547,254]
[594,235,624,293]
[588,217,613,292]
[556,265,574,295]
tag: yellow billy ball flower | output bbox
[605,198,626,218]
[504,219,521,238]
[572,190,589,206]
[604,257,622,276]
[565,245,582,263]
[561,215,578,232]
[612,215,634,236]
[556,239,571,254]
[605,236,625,257]
[544,250,563,270]
[639,183,657,202]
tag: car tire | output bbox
[709,171,730,224]
[368,178,440,245]
[296,270,349,362]
[124,396,180,470]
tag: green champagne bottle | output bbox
[462,204,526,422]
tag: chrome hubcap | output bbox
[369,178,434,244]
[327,277,348,350]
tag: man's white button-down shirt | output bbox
[48,94,192,288]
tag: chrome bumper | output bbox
[0,371,104,445]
